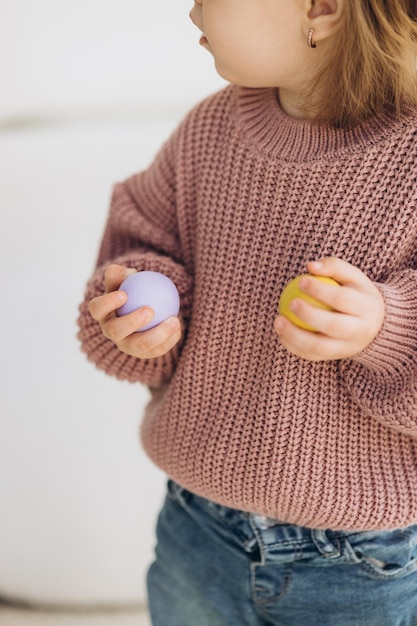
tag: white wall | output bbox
[0,0,224,121]
[0,1,224,607]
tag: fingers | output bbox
[91,300,181,359]
[102,306,155,341]
[274,315,348,361]
[299,257,383,325]
[88,290,128,323]
[104,264,136,293]
[307,257,371,290]
[89,264,137,323]
[285,296,357,338]
[122,317,182,359]
[275,257,386,361]
[296,274,361,318]
[88,264,182,359]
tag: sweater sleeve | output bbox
[77,125,193,387]
[339,268,417,437]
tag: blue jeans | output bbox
[147,481,417,626]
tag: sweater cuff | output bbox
[350,278,417,380]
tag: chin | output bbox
[213,62,271,89]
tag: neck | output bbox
[278,88,310,120]
[235,87,410,162]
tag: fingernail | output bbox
[116,290,127,302]
[309,260,323,270]
[139,307,154,323]
[289,299,299,313]
[275,317,284,332]
[167,317,180,330]
[124,268,137,277]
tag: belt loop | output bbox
[311,529,341,559]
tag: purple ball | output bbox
[117,271,180,332]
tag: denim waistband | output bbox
[168,480,417,570]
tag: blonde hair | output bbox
[306,0,417,128]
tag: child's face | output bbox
[190,0,312,114]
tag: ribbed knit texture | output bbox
[78,86,417,530]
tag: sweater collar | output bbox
[235,86,412,162]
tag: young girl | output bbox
[78,0,417,623]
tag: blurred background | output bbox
[0,0,224,610]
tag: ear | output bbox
[306,0,344,42]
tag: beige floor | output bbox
[0,606,151,626]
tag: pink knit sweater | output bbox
[78,86,417,531]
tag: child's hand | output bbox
[88,264,182,359]
[274,257,385,361]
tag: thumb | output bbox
[104,264,137,293]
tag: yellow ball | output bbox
[278,274,339,332]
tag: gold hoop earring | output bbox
[307,29,317,48]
